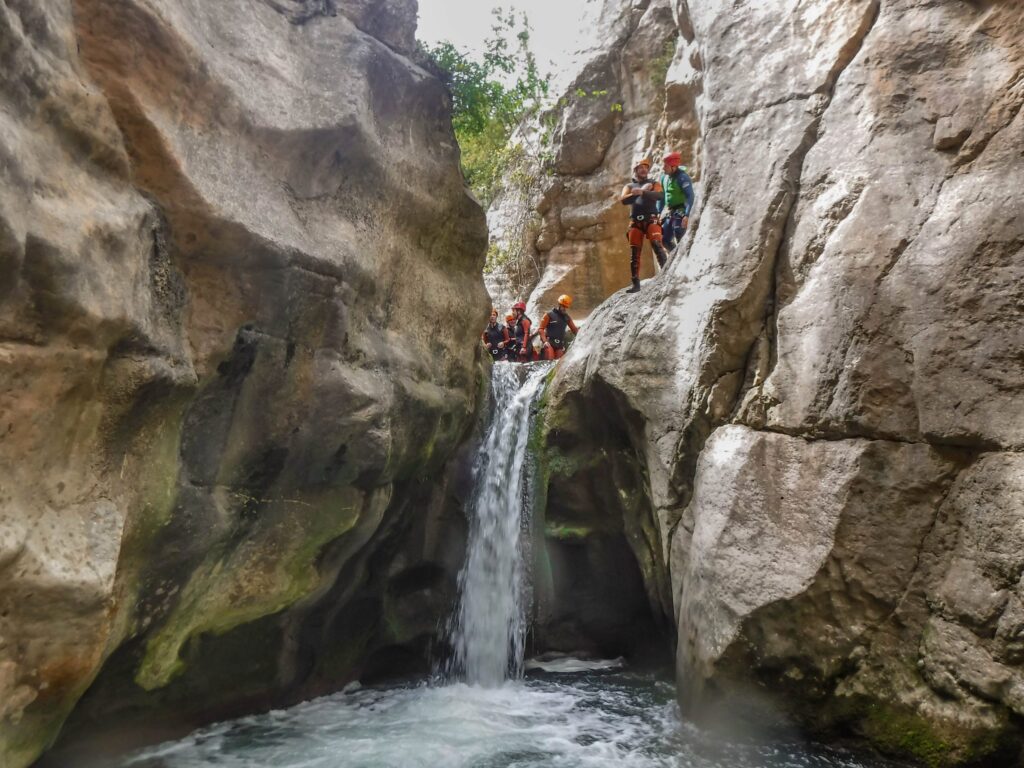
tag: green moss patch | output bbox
[135,486,372,690]
[863,705,953,768]
[544,523,593,541]
[852,698,1012,768]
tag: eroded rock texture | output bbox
[536,0,1024,764]
[0,1,487,764]
[488,0,693,317]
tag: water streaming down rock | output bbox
[447,362,553,686]
[112,365,897,768]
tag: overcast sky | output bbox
[417,0,595,77]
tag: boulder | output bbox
[535,0,1024,763]
[0,0,486,764]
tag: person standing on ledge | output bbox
[511,301,534,362]
[481,308,510,361]
[503,313,519,361]
[659,151,695,252]
[620,156,669,293]
[539,294,579,360]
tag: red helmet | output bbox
[513,301,527,311]
[663,151,682,166]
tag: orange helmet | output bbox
[633,156,652,170]
[663,151,682,166]
[557,294,572,308]
[505,313,515,322]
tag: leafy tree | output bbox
[420,10,549,206]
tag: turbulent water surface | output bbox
[120,667,893,768]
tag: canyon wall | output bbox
[0,0,487,764]
[487,0,695,318]
[534,0,1024,764]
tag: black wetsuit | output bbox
[545,308,570,349]
[505,323,520,360]
[515,314,533,360]
[483,322,506,359]
[625,179,661,221]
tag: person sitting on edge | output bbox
[481,308,510,361]
[658,151,695,252]
[504,313,520,361]
[619,156,669,293]
[539,295,579,360]
[511,301,534,362]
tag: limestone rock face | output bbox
[0,1,487,765]
[673,426,961,681]
[487,0,692,317]
[537,0,1024,763]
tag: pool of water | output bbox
[118,665,894,768]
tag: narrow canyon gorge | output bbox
[1,0,1021,766]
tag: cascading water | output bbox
[116,360,899,768]
[446,361,552,686]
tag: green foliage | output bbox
[485,242,516,273]
[420,9,550,206]
[421,16,622,292]
[650,39,676,87]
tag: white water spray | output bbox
[447,362,552,686]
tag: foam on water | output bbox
[525,657,626,673]
[120,670,890,768]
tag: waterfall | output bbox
[447,361,552,686]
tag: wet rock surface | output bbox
[0,0,486,764]
[534,0,1024,764]
[3,0,1023,764]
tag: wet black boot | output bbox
[627,246,641,292]
[654,242,668,269]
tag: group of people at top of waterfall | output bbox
[482,295,579,363]
[481,152,695,362]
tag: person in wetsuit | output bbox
[539,295,580,360]
[503,313,519,361]
[619,156,669,293]
[658,151,695,251]
[481,308,510,360]
[512,301,534,362]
